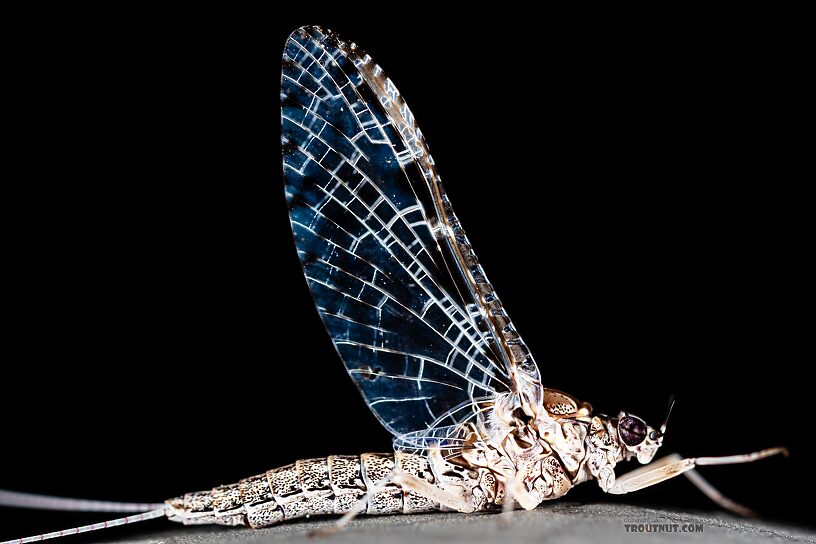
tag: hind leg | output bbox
[312,469,475,537]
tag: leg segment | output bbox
[682,466,756,517]
[313,460,477,536]
[392,472,474,513]
[608,447,787,516]
[311,469,398,536]
[500,470,539,514]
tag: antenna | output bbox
[659,395,676,435]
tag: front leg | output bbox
[607,453,684,493]
[608,448,787,516]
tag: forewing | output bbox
[282,27,513,436]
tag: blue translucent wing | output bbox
[281,26,539,437]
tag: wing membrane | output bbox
[281,26,537,436]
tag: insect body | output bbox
[0,25,786,543]
[162,389,611,527]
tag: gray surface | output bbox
[111,503,814,544]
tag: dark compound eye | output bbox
[618,416,647,447]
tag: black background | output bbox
[1,7,811,541]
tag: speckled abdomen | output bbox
[165,453,441,528]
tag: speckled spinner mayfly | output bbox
[0,25,787,544]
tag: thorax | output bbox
[456,388,625,505]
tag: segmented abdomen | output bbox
[165,453,438,528]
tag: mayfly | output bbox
[0,25,787,544]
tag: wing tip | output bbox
[285,25,339,45]
[283,25,353,67]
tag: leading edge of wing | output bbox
[339,28,546,405]
[281,26,510,436]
